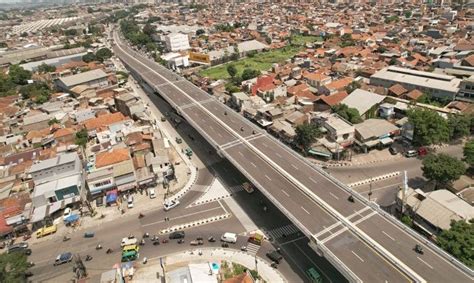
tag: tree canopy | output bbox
[95,47,112,62]
[82,52,96,63]
[226,64,237,78]
[295,123,322,153]
[447,114,471,140]
[407,108,450,146]
[437,220,474,268]
[422,153,466,185]
[75,128,88,147]
[331,104,362,124]
[241,68,260,81]
[463,140,474,168]
[20,82,51,104]
[0,252,29,282]
[8,65,32,85]
[37,63,56,73]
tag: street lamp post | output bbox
[254,255,258,273]
[368,178,373,201]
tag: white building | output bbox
[165,33,190,52]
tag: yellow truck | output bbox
[35,224,57,238]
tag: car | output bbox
[175,137,182,144]
[121,236,138,247]
[220,232,237,243]
[161,116,166,122]
[7,243,31,255]
[63,207,72,220]
[164,200,180,211]
[389,146,398,155]
[36,225,57,238]
[266,250,283,264]
[127,196,134,209]
[149,188,156,199]
[169,231,185,239]
[54,252,73,266]
[405,150,417,158]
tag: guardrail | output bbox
[113,31,473,279]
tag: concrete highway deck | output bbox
[112,30,473,283]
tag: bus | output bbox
[306,267,322,283]
[122,244,139,253]
[121,250,138,262]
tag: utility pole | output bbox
[73,254,87,280]
[368,178,373,201]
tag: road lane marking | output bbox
[417,257,434,269]
[351,251,365,262]
[329,192,339,200]
[142,206,222,227]
[265,175,271,181]
[262,143,268,148]
[275,153,282,158]
[309,177,317,184]
[301,206,310,214]
[281,189,290,197]
[291,164,298,170]
[238,151,244,157]
[382,231,395,241]
[250,162,257,168]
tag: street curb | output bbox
[190,192,233,207]
[159,213,231,234]
[348,171,401,188]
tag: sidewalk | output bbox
[134,248,286,283]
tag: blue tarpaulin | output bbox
[106,190,118,203]
[64,214,80,223]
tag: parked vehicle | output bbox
[266,250,283,264]
[220,232,237,244]
[306,267,323,283]
[7,244,31,256]
[405,150,417,158]
[63,207,72,220]
[190,239,204,246]
[149,188,156,199]
[54,252,73,266]
[242,182,255,194]
[175,137,182,144]
[389,146,398,155]
[36,225,57,238]
[164,200,180,211]
[248,233,263,245]
[127,195,134,208]
[169,231,185,239]
[84,232,95,238]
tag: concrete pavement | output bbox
[112,29,474,283]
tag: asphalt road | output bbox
[110,30,473,283]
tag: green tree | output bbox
[344,81,361,94]
[265,36,272,45]
[87,7,94,13]
[447,114,471,140]
[196,29,205,36]
[64,29,78,36]
[48,118,59,125]
[422,153,466,186]
[404,11,412,18]
[437,220,474,268]
[37,63,56,73]
[20,32,28,37]
[82,52,97,63]
[401,215,413,227]
[463,140,474,167]
[331,104,363,124]
[294,123,322,153]
[407,108,450,146]
[19,82,50,102]
[143,23,156,36]
[0,72,16,97]
[75,128,88,147]
[226,64,237,78]
[95,47,112,62]
[8,65,31,85]
[241,68,260,81]
[0,252,29,282]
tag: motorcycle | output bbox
[161,239,169,244]
[271,262,278,269]
[63,236,71,242]
[153,241,160,246]
[139,239,146,246]
[27,261,35,268]
[23,234,31,241]
[222,243,229,248]
[106,248,113,254]
[85,255,93,262]
[177,239,185,244]
[143,233,150,238]
[414,244,424,255]
[96,244,102,250]
[151,235,158,242]
[138,213,144,219]
[208,236,216,242]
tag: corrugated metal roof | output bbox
[59,69,108,87]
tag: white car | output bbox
[127,196,134,209]
[164,200,180,211]
[63,207,72,220]
[149,188,156,199]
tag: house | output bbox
[284,111,307,127]
[313,91,348,112]
[268,120,296,144]
[88,148,137,195]
[388,83,408,97]
[53,127,76,145]
[354,119,399,152]
[83,112,129,137]
[56,69,109,91]
[403,89,424,101]
[22,113,50,132]
[341,89,386,119]
[230,92,250,111]
[302,71,331,88]
[397,188,474,236]
[114,93,145,118]
[312,113,355,158]
[28,152,84,227]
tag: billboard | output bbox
[188,52,210,64]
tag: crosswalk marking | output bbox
[267,224,300,239]
[246,242,261,256]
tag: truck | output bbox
[248,232,264,245]
[35,225,57,238]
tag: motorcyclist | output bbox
[96,244,102,250]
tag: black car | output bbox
[169,231,185,239]
[389,146,398,155]
[266,250,283,264]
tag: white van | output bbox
[220,232,237,243]
[149,188,156,199]
[121,236,138,247]
[127,195,134,208]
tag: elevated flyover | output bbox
[112,30,473,283]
